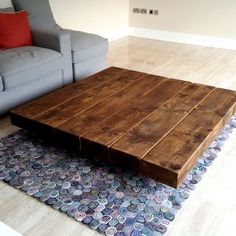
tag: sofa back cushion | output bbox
[0,10,32,49]
[12,0,57,31]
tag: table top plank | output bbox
[11,67,129,119]
[81,78,190,154]
[142,88,236,187]
[56,74,165,137]
[10,67,236,188]
[109,84,215,161]
[33,70,147,127]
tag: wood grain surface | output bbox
[34,70,146,127]
[110,84,215,170]
[11,67,128,119]
[3,37,236,236]
[10,67,236,187]
[142,88,236,187]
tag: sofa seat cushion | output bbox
[0,46,62,89]
[66,29,108,63]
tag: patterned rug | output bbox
[1,115,236,236]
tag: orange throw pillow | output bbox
[0,11,32,50]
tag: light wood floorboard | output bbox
[1,37,236,236]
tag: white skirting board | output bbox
[129,27,236,50]
[107,26,236,50]
[101,27,130,42]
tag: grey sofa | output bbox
[0,0,108,115]
[68,29,108,80]
[0,24,73,116]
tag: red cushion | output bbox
[0,11,32,50]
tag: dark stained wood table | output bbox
[10,67,236,188]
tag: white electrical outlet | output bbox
[133,8,139,13]
[153,9,159,15]
[149,9,159,15]
[140,8,147,14]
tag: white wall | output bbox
[0,0,129,41]
[0,0,13,8]
[2,0,236,47]
[50,0,129,41]
[130,0,236,40]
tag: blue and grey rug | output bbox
[1,114,236,236]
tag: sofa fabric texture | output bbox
[12,0,57,31]
[11,0,108,81]
[0,70,64,115]
[73,54,107,80]
[0,26,73,115]
[0,75,3,91]
[67,30,108,63]
[0,46,61,76]
[0,46,62,89]
[0,0,108,115]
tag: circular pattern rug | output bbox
[0,114,236,236]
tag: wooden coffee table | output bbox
[10,67,236,188]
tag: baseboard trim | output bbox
[129,27,236,51]
[103,27,236,50]
[102,27,130,42]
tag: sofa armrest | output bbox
[31,29,73,85]
[31,29,71,55]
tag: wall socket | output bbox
[149,9,159,15]
[133,8,139,13]
[132,8,158,15]
[140,8,147,14]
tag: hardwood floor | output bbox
[1,37,236,236]
[109,37,236,90]
[0,116,19,139]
